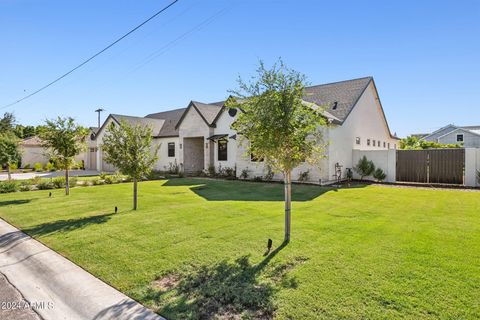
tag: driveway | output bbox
[0,170,100,181]
[0,219,163,320]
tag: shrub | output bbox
[354,156,375,181]
[23,164,31,169]
[104,175,121,184]
[69,177,78,187]
[19,180,33,192]
[9,162,18,171]
[223,167,236,179]
[240,168,249,180]
[346,168,353,181]
[207,165,216,177]
[253,176,263,182]
[45,162,55,172]
[37,180,54,190]
[52,177,66,188]
[264,166,274,181]
[99,172,108,180]
[165,160,180,174]
[91,177,105,186]
[298,170,310,182]
[373,168,387,182]
[0,180,18,193]
[30,176,42,185]
[477,170,480,184]
[34,162,43,172]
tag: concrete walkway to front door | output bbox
[0,219,164,320]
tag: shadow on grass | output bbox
[22,213,114,237]
[163,178,345,202]
[0,199,33,207]
[139,240,303,319]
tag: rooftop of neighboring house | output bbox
[96,76,397,139]
[20,135,43,146]
[419,124,480,139]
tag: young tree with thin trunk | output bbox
[228,60,327,242]
[38,117,88,195]
[0,133,21,181]
[102,120,159,210]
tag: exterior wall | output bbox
[437,129,480,148]
[20,146,49,167]
[352,149,396,182]
[94,117,116,172]
[465,148,480,187]
[178,106,213,172]
[326,82,398,183]
[212,110,237,171]
[151,137,180,171]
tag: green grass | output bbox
[0,179,479,319]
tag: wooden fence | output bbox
[396,149,465,185]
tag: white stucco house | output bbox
[88,76,399,184]
[418,124,480,148]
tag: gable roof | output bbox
[175,101,225,129]
[20,135,43,146]
[303,76,373,123]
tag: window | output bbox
[383,142,386,148]
[218,140,228,161]
[356,137,361,145]
[373,140,376,147]
[367,139,371,146]
[457,134,464,142]
[167,142,175,157]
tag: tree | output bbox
[228,60,327,242]
[38,117,88,195]
[400,135,461,149]
[102,120,159,210]
[0,112,16,134]
[353,156,375,181]
[0,133,21,180]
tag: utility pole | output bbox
[95,108,105,128]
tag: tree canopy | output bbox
[38,117,88,195]
[400,135,461,150]
[102,120,159,210]
[227,60,328,241]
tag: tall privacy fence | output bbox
[352,148,480,187]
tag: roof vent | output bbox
[332,101,338,110]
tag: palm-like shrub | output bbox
[354,156,375,181]
[373,168,387,182]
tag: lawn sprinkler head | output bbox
[49,192,52,197]
[115,206,118,214]
[267,238,273,251]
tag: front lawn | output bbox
[0,179,479,319]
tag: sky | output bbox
[0,0,479,137]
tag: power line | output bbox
[1,0,180,110]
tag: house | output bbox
[419,124,480,148]
[90,76,399,184]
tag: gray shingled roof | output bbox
[303,77,372,123]
[191,101,224,125]
[110,114,165,136]
[145,107,186,137]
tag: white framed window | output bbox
[167,142,175,157]
[367,139,371,146]
[373,140,376,147]
[383,142,386,148]
[356,137,361,145]
[457,134,464,142]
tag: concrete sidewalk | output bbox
[0,170,100,181]
[0,219,164,320]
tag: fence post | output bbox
[464,148,477,187]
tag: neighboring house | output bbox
[419,125,480,148]
[20,129,95,169]
[20,136,50,167]
[92,76,399,184]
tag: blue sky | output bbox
[0,0,478,137]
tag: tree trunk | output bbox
[284,171,292,242]
[7,165,11,181]
[65,168,70,195]
[133,178,138,210]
